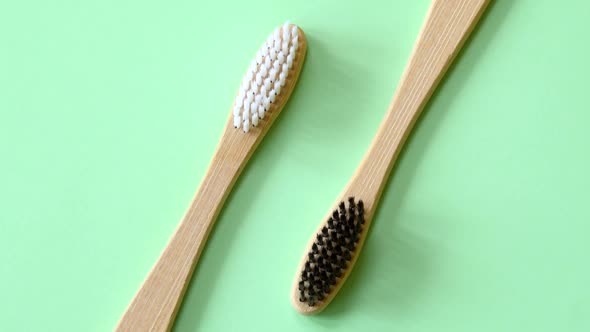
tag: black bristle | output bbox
[339,211,347,223]
[348,197,356,215]
[322,226,329,236]
[312,243,318,253]
[316,233,324,245]
[339,259,348,269]
[332,211,339,220]
[317,256,325,267]
[326,241,333,251]
[348,215,355,227]
[344,250,352,261]
[325,264,333,273]
[327,218,334,229]
[355,223,362,234]
[346,241,355,251]
[328,274,337,285]
[348,196,356,207]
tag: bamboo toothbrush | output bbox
[117,22,307,331]
[291,0,490,314]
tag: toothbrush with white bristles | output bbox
[117,21,307,331]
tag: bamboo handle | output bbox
[347,0,490,210]
[116,144,243,331]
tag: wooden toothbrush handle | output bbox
[347,0,490,207]
[116,136,245,332]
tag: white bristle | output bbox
[283,23,291,40]
[263,98,270,110]
[270,48,277,60]
[260,64,268,77]
[278,51,285,64]
[258,104,265,119]
[269,68,277,81]
[243,118,250,133]
[233,23,302,132]
[261,84,267,97]
[264,78,271,91]
[252,101,259,114]
[252,112,259,127]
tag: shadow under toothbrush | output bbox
[310,0,514,320]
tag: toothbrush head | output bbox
[232,22,306,133]
[293,197,366,313]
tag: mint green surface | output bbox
[2,1,590,331]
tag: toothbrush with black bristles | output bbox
[291,0,490,314]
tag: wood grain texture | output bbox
[116,26,307,331]
[291,0,490,314]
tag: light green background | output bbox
[1,0,589,331]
